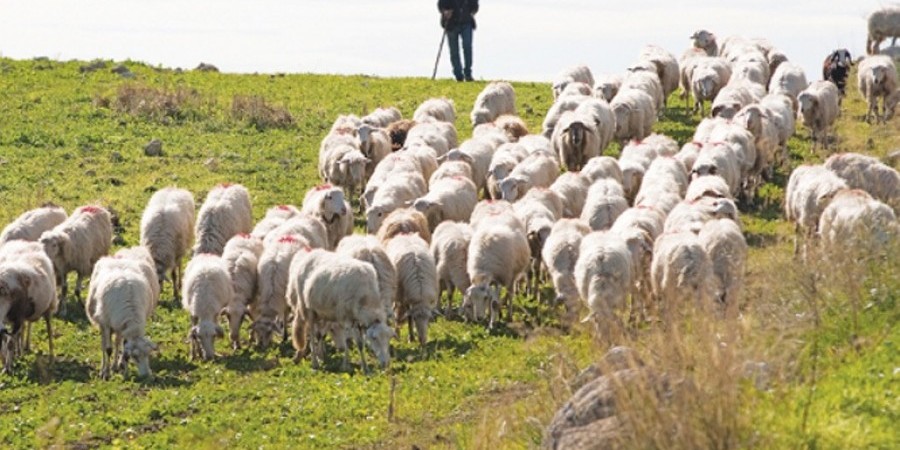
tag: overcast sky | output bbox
[0,1,886,83]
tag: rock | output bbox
[110,64,130,75]
[195,62,219,72]
[571,347,644,391]
[884,149,900,168]
[204,157,219,171]
[546,417,625,450]
[79,60,107,73]
[110,151,124,163]
[144,139,163,157]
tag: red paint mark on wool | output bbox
[691,141,704,147]
[79,206,102,214]
[315,184,333,191]
[219,182,233,188]
[277,205,292,211]
[278,235,300,244]
[237,233,251,239]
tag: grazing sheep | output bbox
[651,231,714,316]
[361,107,401,128]
[365,173,428,234]
[553,65,595,99]
[0,243,57,372]
[430,221,473,312]
[513,191,561,299]
[550,172,591,218]
[320,141,369,198]
[362,152,423,209]
[690,142,743,197]
[430,160,474,185]
[302,184,353,249]
[469,199,523,233]
[690,57,732,115]
[733,104,781,178]
[611,89,656,144]
[413,97,456,123]
[797,81,841,151]
[621,70,665,113]
[182,254,232,361]
[552,110,601,172]
[384,234,438,346]
[487,143,529,199]
[358,124,393,178]
[857,55,899,123]
[193,183,252,256]
[690,29,718,56]
[413,176,478,230]
[768,62,808,106]
[867,7,900,55]
[86,257,155,379]
[376,207,432,244]
[637,45,680,106]
[574,231,633,334]
[685,175,732,202]
[220,234,263,349]
[818,189,898,255]
[443,137,496,196]
[824,153,900,213]
[784,164,848,255]
[664,197,740,234]
[251,204,300,240]
[471,81,517,125]
[0,204,67,244]
[336,235,397,322]
[264,214,328,250]
[40,205,113,309]
[581,179,628,231]
[252,235,310,349]
[463,223,530,327]
[594,74,623,102]
[140,188,195,301]
[698,219,747,309]
[541,96,585,138]
[498,152,560,202]
[711,80,764,119]
[542,219,591,323]
[822,49,853,99]
[114,246,161,313]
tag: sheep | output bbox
[182,253,232,360]
[594,74,623,102]
[824,153,900,213]
[443,137,496,196]
[784,164,848,255]
[690,142,743,198]
[552,110,601,172]
[818,189,898,255]
[220,234,263,349]
[471,81,517,125]
[690,57,732,115]
[139,188,196,302]
[193,183,252,256]
[294,254,393,372]
[430,221,473,312]
[621,70,665,113]
[690,29,718,56]
[581,156,624,186]
[469,199,523,232]
[698,219,747,310]
[759,94,797,167]
[463,222,530,327]
[768,62,808,107]
[402,139,442,181]
[40,205,113,310]
[541,95,585,138]
[513,192,561,299]
[611,89,656,144]
[685,175,732,202]
[733,104,781,178]
[711,80,764,119]
[0,204,67,244]
[636,45,681,106]
[650,231,714,317]
[679,48,708,107]
[431,160,474,186]
[361,107,402,128]
[553,65,595,99]
[797,81,841,151]
[251,204,300,240]
[114,246,160,314]
[550,172,591,218]
[362,152,423,208]
[413,97,456,123]
[675,141,702,172]
[581,179,629,231]
[321,143,369,199]
[385,119,416,151]
[336,235,397,322]
[731,52,771,87]
[365,173,428,234]
[301,184,353,249]
[498,152,560,202]
[357,124,392,178]
[558,82,594,98]
[85,257,155,379]
[487,143,529,199]
[642,157,689,197]
[250,235,310,349]
[330,114,362,135]
[264,213,328,251]
[404,122,450,157]
[664,197,740,234]
[376,207,432,244]
[0,243,57,372]
[857,55,899,123]
[384,234,438,346]
[319,131,360,175]
[867,7,900,55]
[413,176,478,230]
[574,231,633,335]
[542,219,591,323]
[706,122,759,193]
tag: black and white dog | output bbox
[822,49,853,98]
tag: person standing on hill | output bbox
[438,0,479,82]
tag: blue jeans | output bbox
[446,23,473,81]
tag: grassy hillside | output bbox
[0,57,897,449]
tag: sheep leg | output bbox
[100,327,112,380]
[57,273,68,317]
[291,311,308,362]
[504,283,514,322]
[114,332,126,372]
[356,326,370,375]
[74,274,84,302]
[22,322,31,353]
[407,315,416,344]
[172,265,180,301]
[43,314,53,363]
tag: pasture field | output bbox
[0,57,897,449]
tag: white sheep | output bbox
[675,141,703,172]
[640,156,689,198]
[40,205,113,309]
[471,81,517,125]
[365,173,428,234]
[867,7,900,55]
[690,29,718,56]
[413,176,478,230]
[140,188,195,300]
[541,96,585,138]
[818,189,898,255]
[431,160,474,186]
[664,197,740,234]
[384,233,438,346]
[362,152,423,209]
[251,235,310,349]
[302,184,353,250]
[329,114,362,135]
[581,156,624,185]
[581,179,629,231]
[443,137,496,196]
[498,152,560,202]
[706,122,759,193]
[574,231,633,334]
[685,175,732,202]
[797,81,841,151]
[650,231,714,317]
[733,104,781,178]
[361,107,401,128]
[768,62,808,106]
[182,253,232,360]
[469,199,523,233]
[690,57,732,115]
[400,143,440,182]
[550,172,591,218]
[697,219,747,309]
[335,235,396,322]
[404,122,451,157]
[636,45,680,106]
[824,153,900,213]
[487,142,528,199]
[621,70,665,113]
[552,65,595,99]
[114,246,160,314]
[463,223,530,328]
[558,82,594,98]
[193,183,252,255]
[0,204,67,244]
[430,221,473,312]
[759,94,797,168]
[86,256,155,379]
[0,243,57,372]
[857,55,899,123]
[513,191,561,299]
[611,89,656,144]
[376,207,432,244]
[220,234,263,349]
[784,164,848,255]
[251,204,300,240]
[264,214,328,250]
[711,80,765,119]
[594,73,623,102]
[690,142,743,198]
[413,97,456,123]
[541,218,591,323]
[357,124,393,178]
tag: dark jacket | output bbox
[438,0,479,30]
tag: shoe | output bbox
[465,76,474,82]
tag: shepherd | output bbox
[438,0,479,82]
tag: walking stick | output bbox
[431,30,447,80]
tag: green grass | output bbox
[0,56,897,449]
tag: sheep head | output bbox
[712,102,741,119]
[123,336,156,378]
[191,319,223,361]
[462,283,498,322]
[470,108,491,126]
[365,206,387,234]
[318,187,348,222]
[498,176,527,202]
[39,231,72,276]
[337,151,369,188]
[250,317,278,349]
[365,321,394,369]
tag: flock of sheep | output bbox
[1,16,899,379]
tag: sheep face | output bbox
[250,317,277,349]
[319,188,348,222]
[691,30,715,49]
[365,322,393,369]
[338,153,369,188]
[596,83,618,102]
[798,93,818,118]
[712,102,741,119]
[191,320,223,361]
[365,206,387,234]
[412,199,441,225]
[734,107,762,135]
[462,283,498,322]
[563,121,588,171]
[711,199,739,222]
[39,231,71,276]
[471,108,491,126]
[123,336,155,378]
[498,177,525,202]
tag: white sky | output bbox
[0,1,888,83]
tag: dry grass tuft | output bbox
[230,95,295,130]
[110,83,205,122]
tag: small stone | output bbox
[109,177,125,187]
[195,62,219,72]
[110,64,130,75]
[84,170,96,177]
[144,139,163,157]
[110,151,124,163]
[884,149,900,167]
[204,157,219,171]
